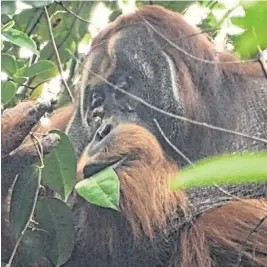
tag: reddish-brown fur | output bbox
[72,124,267,267]
[2,5,267,267]
[71,5,266,168]
[2,98,267,267]
[78,124,188,239]
[181,200,267,267]
[92,6,263,78]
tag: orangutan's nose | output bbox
[97,123,114,139]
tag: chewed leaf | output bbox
[75,167,120,211]
[170,152,267,190]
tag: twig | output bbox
[47,2,85,61]
[30,133,44,167]
[8,77,50,91]
[236,214,267,267]
[153,118,194,165]
[177,27,221,41]
[71,54,267,145]
[153,118,267,212]
[67,47,79,86]
[145,25,267,261]
[136,12,257,65]
[44,7,74,103]
[6,133,44,267]
[153,117,267,213]
[212,183,267,213]
[153,115,267,213]
[58,2,92,24]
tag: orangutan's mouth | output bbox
[83,121,134,178]
[83,156,126,178]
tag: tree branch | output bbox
[58,2,92,24]
[44,7,74,103]
[6,134,44,267]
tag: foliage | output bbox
[231,1,267,58]
[170,152,267,190]
[10,166,40,240]
[76,167,120,211]
[1,1,267,266]
[42,130,77,201]
[7,130,76,266]
[34,198,75,266]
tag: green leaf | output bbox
[231,1,267,58]
[170,152,267,190]
[1,53,17,76]
[10,166,39,239]
[21,0,55,8]
[42,130,76,201]
[1,0,16,15]
[13,8,42,33]
[15,59,26,69]
[15,60,57,78]
[30,83,45,100]
[37,11,66,40]
[14,60,59,87]
[17,229,46,265]
[75,167,120,211]
[109,10,122,22]
[1,28,39,55]
[39,33,75,64]
[231,30,259,59]
[30,68,59,87]
[12,76,27,84]
[74,1,95,39]
[35,198,75,267]
[1,20,15,31]
[79,32,91,46]
[231,17,245,29]
[1,81,17,105]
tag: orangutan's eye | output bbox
[113,78,128,100]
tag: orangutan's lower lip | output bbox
[83,157,121,178]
